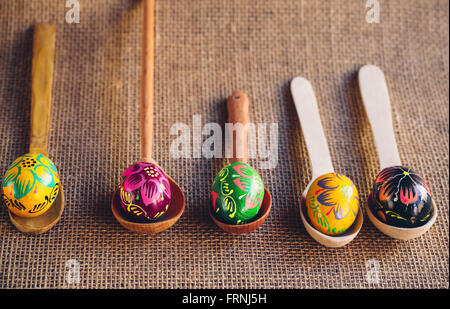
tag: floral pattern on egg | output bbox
[306,173,359,236]
[119,162,171,222]
[369,166,432,228]
[211,162,264,225]
[2,153,60,218]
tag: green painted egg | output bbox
[211,162,264,225]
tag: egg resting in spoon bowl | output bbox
[306,172,359,236]
[211,162,264,225]
[118,161,171,222]
[369,165,432,228]
[2,153,60,218]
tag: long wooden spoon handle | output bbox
[140,0,155,162]
[291,77,334,179]
[227,90,250,163]
[29,23,56,157]
[358,65,401,169]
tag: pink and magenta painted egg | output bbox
[118,162,171,222]
[369,166,433,228]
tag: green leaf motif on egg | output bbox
[211,162,264,225]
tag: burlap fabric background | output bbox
[0,0,448,289]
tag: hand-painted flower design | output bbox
[119,162,171,222]
[306,173,359,236]
[370,166,433,228]
[232,164,264,211]
[2,153,60,217]
[211,162,264,225]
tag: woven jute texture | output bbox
[0,0,448,289]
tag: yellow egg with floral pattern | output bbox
[306,173,359,236]
[2,153,60,218]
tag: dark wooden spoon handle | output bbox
[29,23,56,156]
[227,90,250,163]
[140,0,155,162]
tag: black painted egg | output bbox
[369,166,433,228]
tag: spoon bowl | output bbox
[111,174,185,234]
[9,186,64,235]
[299,188,363,248]
[366,194,437,241]
[209,188,272,234]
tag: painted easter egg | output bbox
[2,153,60,218]
[211,162,264,225]
[119,162,171,222]
[306,173,359,236]
[369,166,432,228]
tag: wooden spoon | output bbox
[111,0,185,234]
[209,91,272,234]
[290,77,363,247]
[6,24,64,235]
[358,65,437,240]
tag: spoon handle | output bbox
[140,0,155,163]
[291,77,334,180]
[227,90,250,163]
[29,24,56,157]
[358,65,401,169]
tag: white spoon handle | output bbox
[358,65,401,169]
[291,77,334,181]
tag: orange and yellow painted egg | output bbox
[306,173,359,236]
[2,153,60,218]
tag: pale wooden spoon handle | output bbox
[29,23,56,156]
[140,0,155,163]
[358,65,401,169]
[291,77,334,181]
[227,90,250,163]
